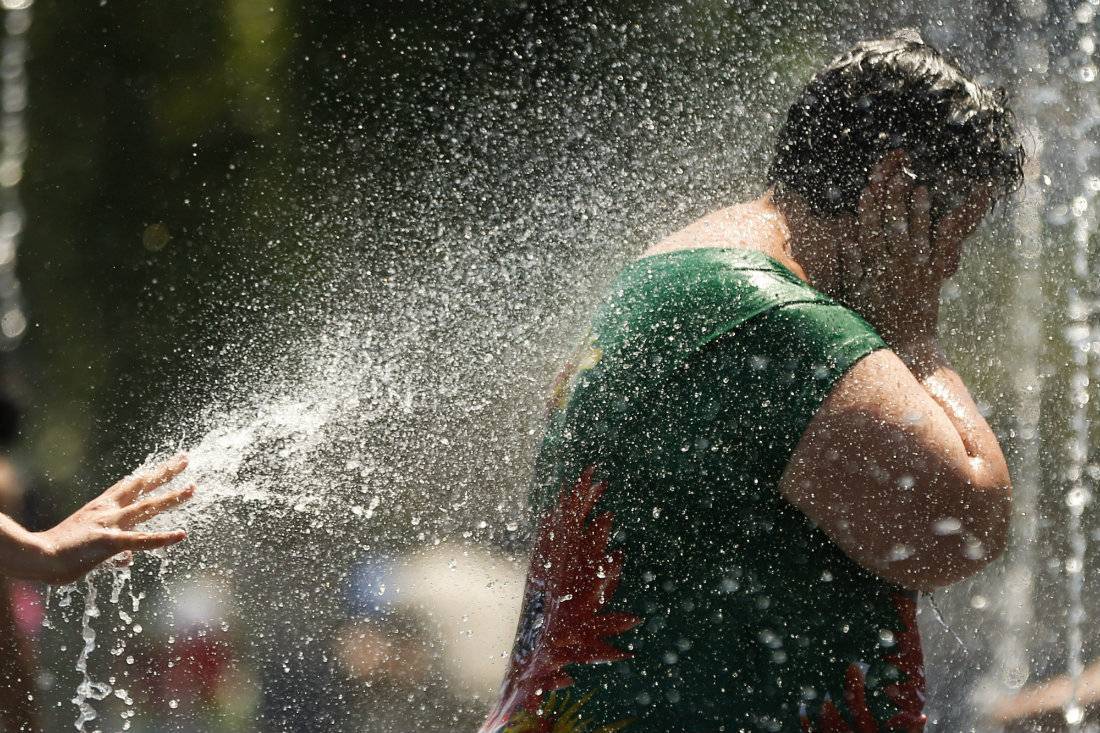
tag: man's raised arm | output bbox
[779,344,1011,591]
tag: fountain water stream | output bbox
[0,0,29,348]
[995,110,1045,703]
[1062,11,1100,728]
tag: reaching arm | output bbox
[0,454,195,585]
[779,149,1011,591]
[778,343,1011,591]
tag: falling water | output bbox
[71,576,111,731]
[0,0,29,348]
[993,108,1045,701]
[1062,9,1100,728]
[65,562,158,731]
[985,1,1051,708]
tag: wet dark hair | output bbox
[768,28,1025,218]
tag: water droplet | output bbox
[933,517,962,535]
[888,544,914,561]
[1066,487,1092,509]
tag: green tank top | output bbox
[481,248,926,733]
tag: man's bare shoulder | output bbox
[641,198,784,258]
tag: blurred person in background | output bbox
[334,547,522,733]
[386,542,524,705]
[0,394,42,732]
[985,661,1100,731]
[134,570,255,733]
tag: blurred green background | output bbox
[18,0,1026,513]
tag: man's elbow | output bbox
[885,480,1014,593]
[967,475,1013,564]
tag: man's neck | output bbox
[641,190,848,300]
[761,190,846,298]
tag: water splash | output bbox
[1062,17,1100,727]
[0,0,31,348]
[72,576,111,732]
[54,316,532,728]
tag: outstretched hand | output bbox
[29,453,195,584]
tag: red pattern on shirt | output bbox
[480,466,642,733]
[801,593,926,733]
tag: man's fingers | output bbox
[113,453,189,504]
[860,152,899,232]
[882,170,911,245]
[910,185,932,265]
[857,184,883,241]
[837,237,863,305]
[119,484,196,529]
[867,150,909,243]
[113,529,188,552]
[857,171,889,284]
[869,148,906,186]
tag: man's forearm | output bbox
[892,336,1013,556]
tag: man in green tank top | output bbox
[482,30,1024,733]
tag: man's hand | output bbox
[839,149,943,349]
[24,454,195,584]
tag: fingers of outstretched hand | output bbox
[111,529,187,552]
[112,453,188,504]
[119,483,196,529]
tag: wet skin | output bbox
[0,453,195,585]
